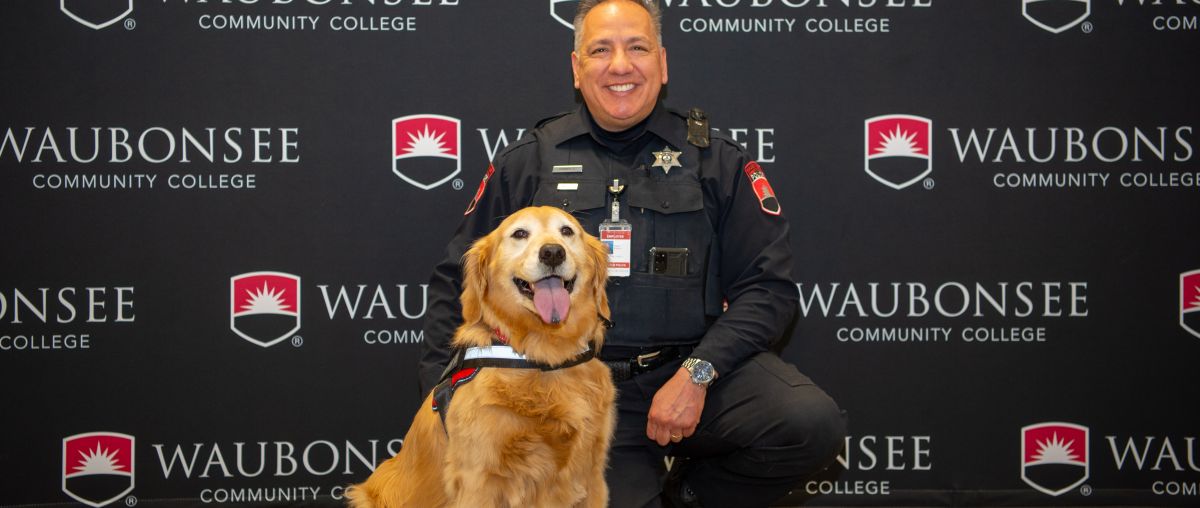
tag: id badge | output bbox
[599,221,632,277]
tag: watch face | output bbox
[689,360,714,384]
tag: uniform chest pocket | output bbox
[626,175,710,269]
[531,177,608,213]
[626,175,703,215]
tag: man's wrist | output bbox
[681,357,716,387]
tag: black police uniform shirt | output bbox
[417,103,798,393]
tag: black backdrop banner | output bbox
[2,1,1198,506]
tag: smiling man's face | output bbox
[571,0,668,132]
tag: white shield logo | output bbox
[392,114,462,190]
[230,271,301,348]
[62,432,135,507]
[1181,269,1200,339]
[60,0,133,30]
[550,0,579,30]
[1023,0,1091,34]
[864,114,933,190]
[1021,422,1089,497]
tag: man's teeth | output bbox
[608,83,634,92]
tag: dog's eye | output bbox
[511,229,529,240]
[560,226,575,237]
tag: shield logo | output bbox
[864,114,932,190]
[392,114,461,190]
[1181,269,1200,339]
[230,271,301,348]
[1023,0,1091,34]
[1021,422,1088,497]
[743,161,781,216]
[60,0,133,30]
[62,432,135,507]
[551,0,580,30]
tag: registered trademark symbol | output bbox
[452,178,464,191]
[124,18,136,30]
[1081,21,1093,33]
[923,177,935,190]
[291,335,304,347]
[125,495,138,507]
[1079,484,1093,496]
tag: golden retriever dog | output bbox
[346,206,615,508]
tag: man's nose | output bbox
[610,49,633,73]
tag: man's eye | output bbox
[591,47,609,55]
[560,226,575,237]
[512,229,529,239]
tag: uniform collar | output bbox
[547,102,688,150]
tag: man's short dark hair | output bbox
[573,0,663,50]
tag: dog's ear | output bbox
[460,233,492,325]
[586,233,611,322]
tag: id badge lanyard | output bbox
[599,178,631,278]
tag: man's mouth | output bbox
[514,276,575,324]
[607,83,635,93]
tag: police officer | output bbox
[419,1,845,506]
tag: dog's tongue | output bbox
[532,277,570,324]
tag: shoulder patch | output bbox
[464,163,495,216]
[743,161,781,216]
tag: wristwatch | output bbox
[681,357,716,387]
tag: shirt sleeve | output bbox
[689,143,798,377]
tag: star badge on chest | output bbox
[651,147,683,175]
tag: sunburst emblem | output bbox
[72,443,125,475]
[875,125,923,157]
[400,124,451,157]
[1030,432,1082,465]
[240,282,291,314]
[1192,286,1200,307]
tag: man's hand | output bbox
[646,367,708,446]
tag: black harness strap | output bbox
[430,339,598,432]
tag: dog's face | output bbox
[461,207,609,350]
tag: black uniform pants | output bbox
[606,352,846,508]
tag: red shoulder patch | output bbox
[743,161,781,216]
[464,163,495,216]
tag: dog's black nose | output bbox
[539,244,566,267]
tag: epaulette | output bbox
[534,110,573,129]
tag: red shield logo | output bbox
[864,114,932,190]
[392,114,462,190]
[62,432,134,507]
[1021,422,1088,497]
[60,0,133,30]
[1181,269,1200,339]
[743,161,781,216]
[1023,0,1091,34]
[230,271,301,347]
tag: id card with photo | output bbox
[599,221,632,277]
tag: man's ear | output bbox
[571,51,582,89]
[660,46,669,85]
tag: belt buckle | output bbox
[635,349,662,368]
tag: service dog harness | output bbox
[430,318,612,432]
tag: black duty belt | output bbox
[602,345,693,382]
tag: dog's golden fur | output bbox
[346,206,615,508]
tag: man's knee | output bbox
[749,386,845,477]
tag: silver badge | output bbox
[651,147,683,175]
